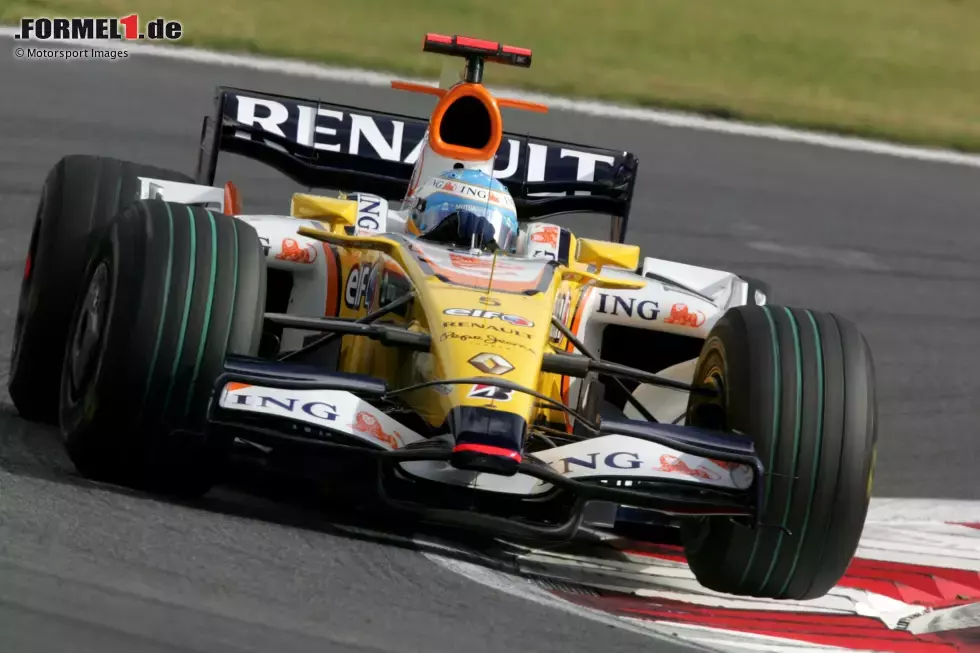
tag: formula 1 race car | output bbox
[8,34,878,601]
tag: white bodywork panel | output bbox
[624,359,698,425]
[220,382,425,450]
[562,260,758,412]
[138,177,226,209]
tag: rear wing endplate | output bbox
[195,87,639,242]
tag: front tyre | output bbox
[9,155,194,424]
[681,305,877,600]
[59,200,266,496]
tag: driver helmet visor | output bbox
[420,196,519,251]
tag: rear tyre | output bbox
[59,200,266,496]
[680,305,877,600]
[9,155,193,424]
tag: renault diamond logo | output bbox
[468,352,514,376]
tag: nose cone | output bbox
[426,283,555,425]
[448,406,526,476]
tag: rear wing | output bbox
[194,87,639,242]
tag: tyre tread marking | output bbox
[778,309,825,595]
[761,307,803,593]
[162,205,197,412]
[183,210,218,416]
[739,305,781,588]
[140,201,174,413]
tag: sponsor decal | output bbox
[219,384,427,451]
[448,252,520,271]
[225,392,339,422]
[442,321,534,341]
[427,179,517,209]
[344,263,372,309]
[488,191,508,207]
[555,451,642,474]
[443,308,534,327]
[597,293,659,320]
[365,265,380,308]
[530,225,560,248]
[663,303,706,328]
[526,223,570,264]
[655,454,719,480]
[377,266,412,315]
[353,411,404,449]
[226,93,625,190]
[440,331,534,353]
[468,353,515,376]
[275,237,318,264]
[433,384,454,396]
[14,15,182,41]
[477,296,500,306]
[467,384,514,402]
[355,194,386,233]
[551,446,750,488]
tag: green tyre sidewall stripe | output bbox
[778,309,826,595]
[183,210,218,417]
[140,201,174,414]
[738,305,781,589]
[760,307,804,593]
[162,205,197,413]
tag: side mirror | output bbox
[290,193,357,229]
[575,238,640,272]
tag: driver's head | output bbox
[411,169,518,252]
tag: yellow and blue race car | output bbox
[8,33,878,601]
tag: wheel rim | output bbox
[68,262,110,401]
[689,367,727,431]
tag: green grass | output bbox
[6,0,980,150]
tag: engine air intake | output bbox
[428,83,503,161]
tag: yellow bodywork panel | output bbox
[560,269,645,290]
[290,194,358,230]
[292,223,652,431]
[575,238,641,273]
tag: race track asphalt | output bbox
[1,43,978,653]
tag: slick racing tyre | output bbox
[680,305,877,600]
[9,155,194,424]
[59,200,266,496]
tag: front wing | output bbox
[208,356,764,540]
